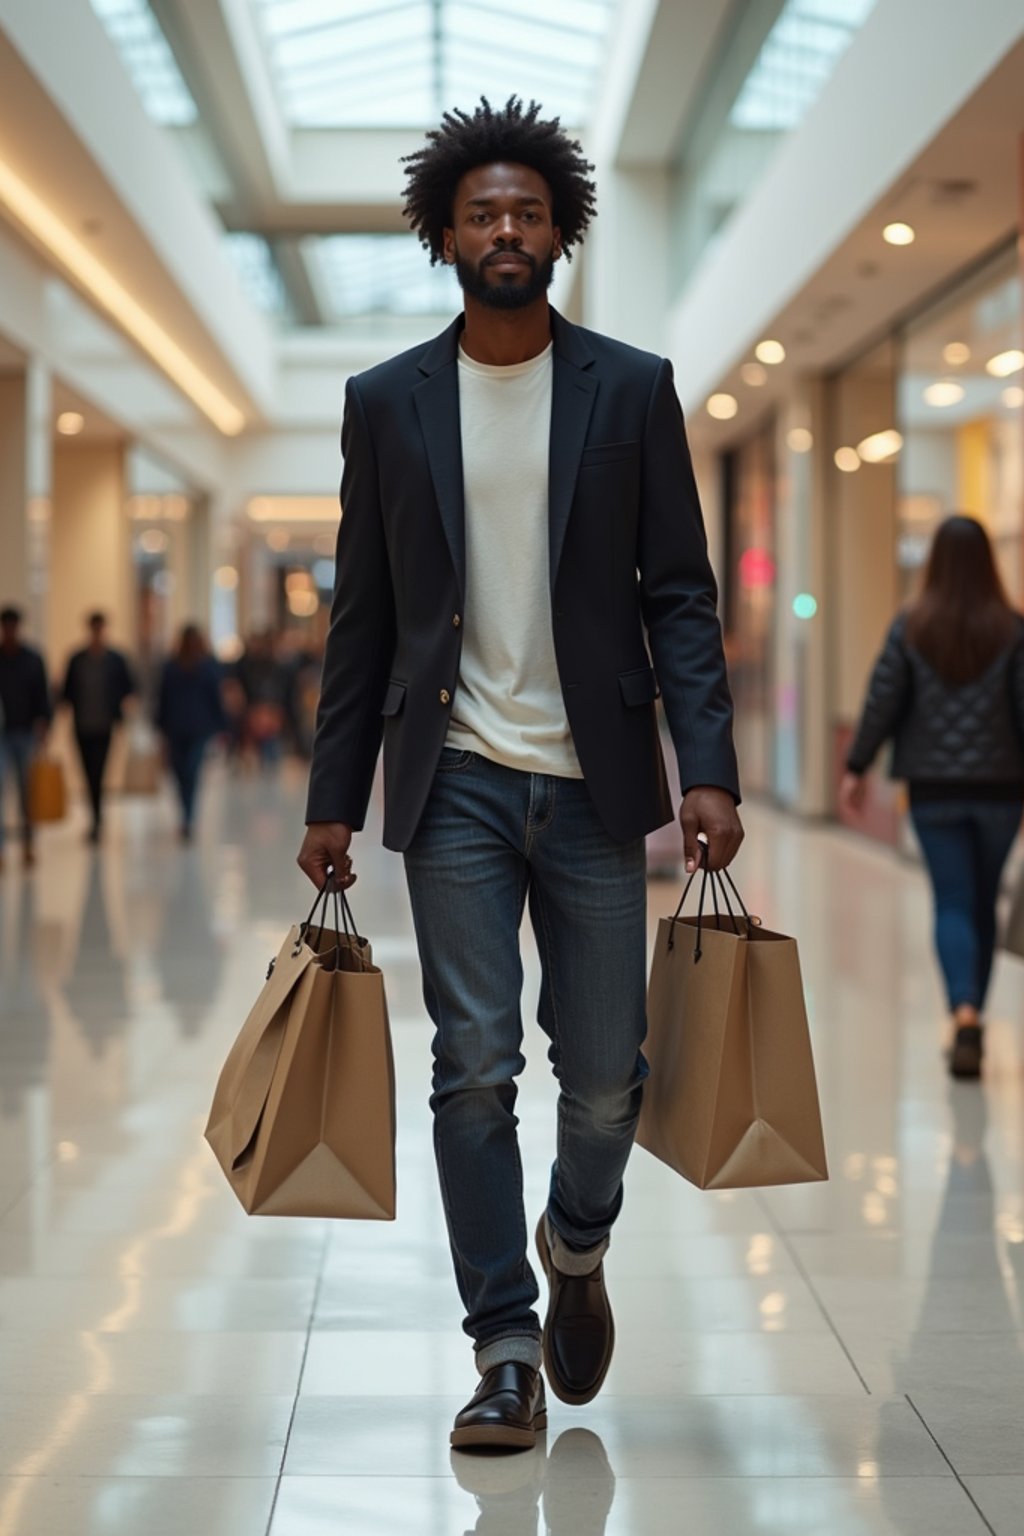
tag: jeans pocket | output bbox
[435,748,475,774]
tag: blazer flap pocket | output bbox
[580,440,639,467]
[381,679,407,717]
[619,666,660,707]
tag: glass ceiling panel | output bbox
[312,235,458,317]
[222,234,291,318]
[730,0,877,132]
[91,0,198,126]
[252,0,617,127]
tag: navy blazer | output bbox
[306,308,740,851]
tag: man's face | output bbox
[89,619,105,645]
[0,618,18,647]
[443,162,561,311]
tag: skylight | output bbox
[311,235,458,317]
[222,234,292,318]
[251,0,616,128]
[730,0,877,132]
[91,0,198,126]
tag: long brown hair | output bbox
[905,515,1019,685]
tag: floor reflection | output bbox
[154,851,224,1038]
[0,878,54,1118]
[452,1428,616,1536]
[64,854,130,1060]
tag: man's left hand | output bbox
[679,787,744,873]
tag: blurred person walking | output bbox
[297,98,742,1449]
[841,515,1024,1080]
[235,630,289,768]
[0,606,52,869]
[61,612,134,843]
[156,624,226,841]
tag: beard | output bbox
[454,247,556,310]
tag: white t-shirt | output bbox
[445,341,583,778]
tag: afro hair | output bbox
[402,96,596,264]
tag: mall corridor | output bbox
[0,774,1022,1534]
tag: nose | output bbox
[493,216,521,246]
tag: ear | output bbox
[442,227,456,266]
[552,226,563,262]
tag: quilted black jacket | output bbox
[847,614,1024,783]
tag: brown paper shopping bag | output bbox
[637,864,828,1190]
[205,884,396,1218]
[28,755,66,823]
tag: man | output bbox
[0,606,52,869]
[298,98,743,1451]
[62,612,134,843]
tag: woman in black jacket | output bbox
[841,516,1024,1079]
[156,625,226,841]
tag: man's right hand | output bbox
[297,822,356,890]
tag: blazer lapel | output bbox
[548,309,598,589]
[414,315,466,598]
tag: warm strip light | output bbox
[0,155,246,436]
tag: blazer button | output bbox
[439,688,451,705]
[452,614,461,627]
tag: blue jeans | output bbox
[0,731,35,851]
[403,749,648,1355]
[167,736,208,829]
[911,798,1023,1012]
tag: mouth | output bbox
[487,255,531,271]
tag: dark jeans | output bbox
[0,730,34,850]
[911,798,1023,1012]
[167,736,208,829]
[75,730,112,832]
[403,748,648,1355]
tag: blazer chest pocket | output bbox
[619,666,660,707]
[381,679,406,716]
[579,440,639,468]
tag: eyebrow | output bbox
[464,195,546,208]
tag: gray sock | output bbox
[476,1334,543,1375]
[546,1213,609,1277]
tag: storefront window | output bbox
[898,248,1023,603]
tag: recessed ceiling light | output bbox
[214,565,239,590]
[707,393,738,420]
[138,528,169,555]
[942,342,970,367]
[266,528,290,551]
[740,362,767,387]
[857,429,904,464]
[883,222,915,246]
[834,447,861,473]
[56,410,84,435]
[986,349,1024,378]
[923,381,965,408]
[1002,386,1024,409]
[787,427,814,453]
[755,339,786,366]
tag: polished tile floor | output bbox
[1,764,1023,1534]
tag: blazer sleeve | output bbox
[637,360,741,803]
[846,619,912,774]
[305,377,397,828]
[1008,637,1024,750]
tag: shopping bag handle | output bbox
[667,847,755,961]
[296,875,368,970]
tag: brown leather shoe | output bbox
[450,1362,547,1451]
[536,1216,615,1406]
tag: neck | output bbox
[459,297,552,367]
